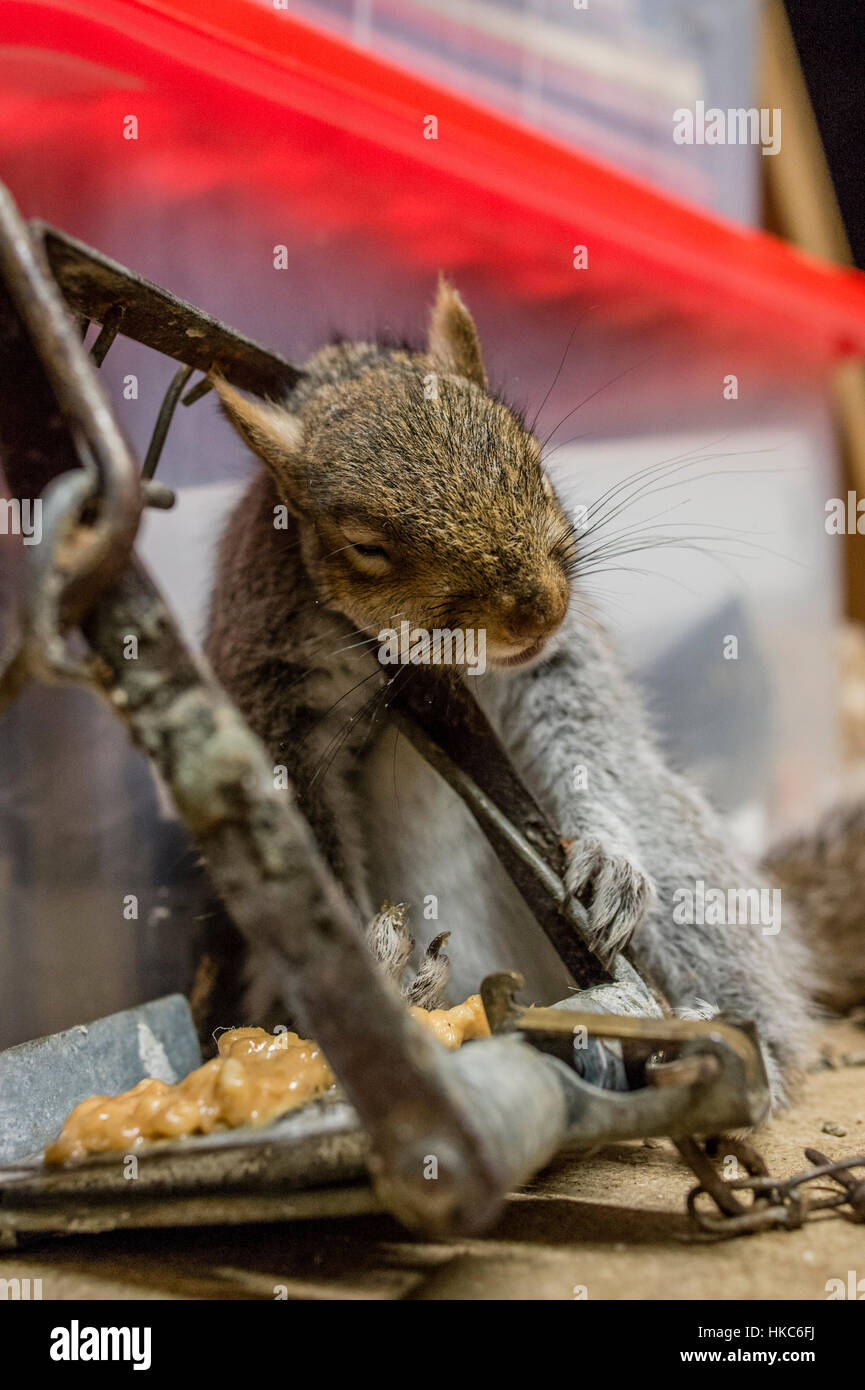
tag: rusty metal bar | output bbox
[78,561,513,1234]
[391,704,609,986]
[142,363,195,481]
[89,303,124,367]
[0,184,553,1236]
[391,683,666,1009]
[35,221,301,399]
[0,188,142,624]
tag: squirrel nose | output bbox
[499,591,556,643]
[506,610,547,642]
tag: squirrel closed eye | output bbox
[342,533,394,575]
[351,543,389,559]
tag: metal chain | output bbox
[686,1139,865,1237]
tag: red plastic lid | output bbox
[4,0,865,366]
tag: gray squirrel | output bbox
[205,278,817,1109]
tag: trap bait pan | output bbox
[0,990,769,1244]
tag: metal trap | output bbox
[0,182,770,1243]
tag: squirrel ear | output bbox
[212,374,302,485]
[427,276,488,389]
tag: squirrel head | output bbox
[213,279,573,670]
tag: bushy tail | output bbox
[762,792,865,1013]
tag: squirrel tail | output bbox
[761,790,865,1013]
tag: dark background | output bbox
[786,1,865,267]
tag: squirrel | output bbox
[205,278,820,1110]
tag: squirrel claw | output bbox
[365,903,451,1008]
[405,931,451,1009]
[564,837,654,965]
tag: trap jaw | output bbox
[0,977,768,1246]
[482,971,770,1143]
[0,183,768,1240]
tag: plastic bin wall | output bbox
[285,0,763,221]
[0,0,861,1041]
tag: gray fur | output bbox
[473,614,813,1104]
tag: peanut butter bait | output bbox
[45,996,489,1165]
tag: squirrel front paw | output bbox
[564,837,654,966]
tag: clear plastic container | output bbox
[0,0,859,1042]
[284,0,762,221]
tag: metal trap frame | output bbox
[0,182,770,1242]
